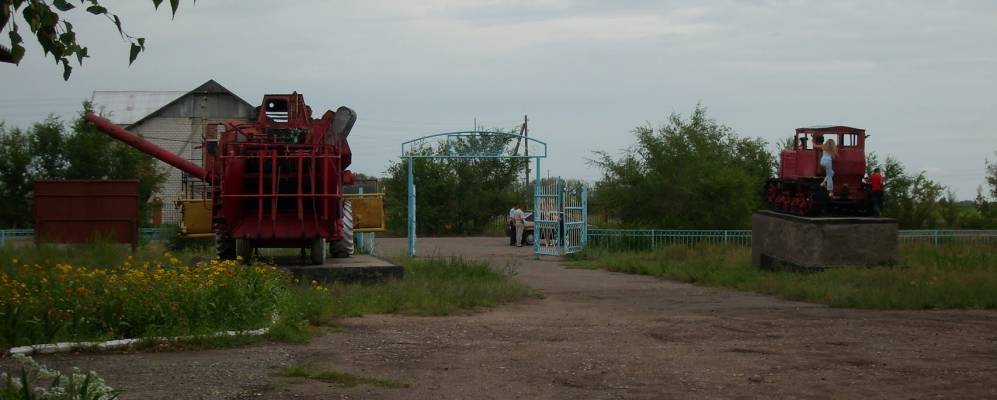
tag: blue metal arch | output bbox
[400,131,547,257]
[401,131,548,159]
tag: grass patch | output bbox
[570,243,997,309]
[130,334,264,352]
[265,257,533,343]
[325,257,535,317]
[282,365,407,389]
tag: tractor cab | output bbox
[793,126,865,151]
[783,126,866,179]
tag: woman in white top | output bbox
[820,138,838,195]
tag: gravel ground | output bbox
[6,237,997,399]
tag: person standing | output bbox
[820,138,838,196]
[869,167,885,216]
[513,204,525,248]
[508,205,517,246]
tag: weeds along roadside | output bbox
[569,243,997,310]
[0,241,533,349]
[269,256,535,343]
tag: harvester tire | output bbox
[215,229,236,261]
[329,200,354,258]
[310,238,325,265]
[235,239,253,263]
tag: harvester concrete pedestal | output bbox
[283,255,403,283]
[752,210,898,270]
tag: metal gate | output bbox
[535,179,562,256]
[562,182,587,254]
[534,178,587,256]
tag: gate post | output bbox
[407,157,416,257]
[533,157,541,258]
[581,184,588,247]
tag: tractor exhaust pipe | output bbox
[84,113,209,181]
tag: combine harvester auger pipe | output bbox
[84,113,209,180]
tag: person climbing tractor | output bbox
[868,167,885,216]
[820,138,838,197]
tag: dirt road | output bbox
[22,238,997,399]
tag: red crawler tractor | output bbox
[85,93,357,264]
[763,126,872,217]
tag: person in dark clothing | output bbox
[508,206,517,246]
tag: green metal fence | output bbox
[587,228,997,251]
[587,229,752,251]
[0,227,175,246]
[897,230,997,245]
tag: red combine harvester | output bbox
[85,93,357,264]
[763,126,872,217]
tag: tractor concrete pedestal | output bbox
[752,210,898,270]
[281,255,403,283]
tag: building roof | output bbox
[126,80,254,129]
[90,80,254,127]
[90,90,186,125]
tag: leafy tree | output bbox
[383,132,527,235]
[592,104,774,229]
[1,0,184,79]
[986,153,997,199]
[975,185,994,223]
[940,190,960,228]
[865,153,946,228]
[0,123,33,227]
[64,102,167,224]
[0,103,167,227]
[28,115,66,178]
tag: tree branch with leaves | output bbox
[1,0,184,80]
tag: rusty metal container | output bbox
[34,180,140,248]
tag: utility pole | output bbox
[521,114,529,199]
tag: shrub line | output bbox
[6,313,279,356]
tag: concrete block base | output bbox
[752,210,898,270]
[281,255,404,283]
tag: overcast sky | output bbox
[2,0,995,199]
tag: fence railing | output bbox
[587,228,997,251]
[897,230,997,245]
[4,227,997,249]
[0,227,175,246]
[587,229,752,251]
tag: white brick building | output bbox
[91,80,255,224]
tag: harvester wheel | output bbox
[215,229,236,261]
[329,200,354,258]
[235,239,253,263]
[310,238,325,265]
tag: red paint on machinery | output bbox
[763,126,872,216]
[84,93,357,263]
